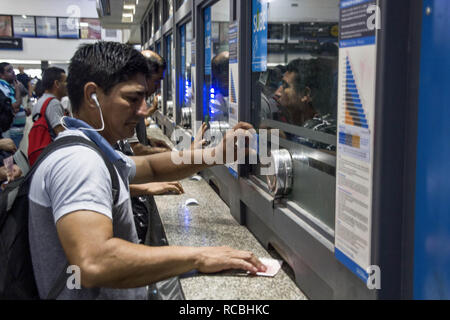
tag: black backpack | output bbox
[0,136,120,300]
[0,89,14,134]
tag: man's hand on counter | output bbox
[194,246,267,275]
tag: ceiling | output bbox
[97,0,153,43]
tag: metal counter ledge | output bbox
[153,176,307,300]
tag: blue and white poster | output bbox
[335,0,378,284]
[251,0,268,72]
[204,7,212,76]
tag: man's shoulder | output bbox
[32,132,109,182]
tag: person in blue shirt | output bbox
[0,62,30,147]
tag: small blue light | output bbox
[210,88,215,94]
[210,94,215,99]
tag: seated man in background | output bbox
[28,41,265,300]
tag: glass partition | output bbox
[203,0,230,124]
[148,12,153,39]
[180,21,193,129]
[165,33,174,119]
[164,0,174,23]
[154,0,160,31]
[250,0,339,229]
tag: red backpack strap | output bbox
[40,97,55,117]
[33,97,55,122]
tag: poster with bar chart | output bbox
[335,0,378,285]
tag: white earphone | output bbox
[60,92,105,132]
[91,93,100,108]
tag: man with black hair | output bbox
[0,62,22,113]
[274,59,320,126]
[31,67,67,138]
[28,42,265,300]
[0,63,31,147]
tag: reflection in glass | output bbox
[251,0,339,229]
[203,0,230,125]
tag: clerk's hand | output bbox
[194,246,267,275]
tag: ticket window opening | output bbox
[203,0,230,127]
[250,0,339,230]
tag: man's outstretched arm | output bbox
[56,210,265,289]
[130,122,253,184]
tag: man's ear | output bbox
[300,87,312,103]
[83,82,100,109]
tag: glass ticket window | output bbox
[164,0,174,23]
[154,0,161,31]
[180,21,193,129]
[148,12,153,39]
[203,0,230,124]
[251,0,339,230]
[165,34,174,119]
[156,41,161,55]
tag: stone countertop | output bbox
[153,177,307,300]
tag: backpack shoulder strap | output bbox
[29,135,121,205]
[32,97,55,122]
